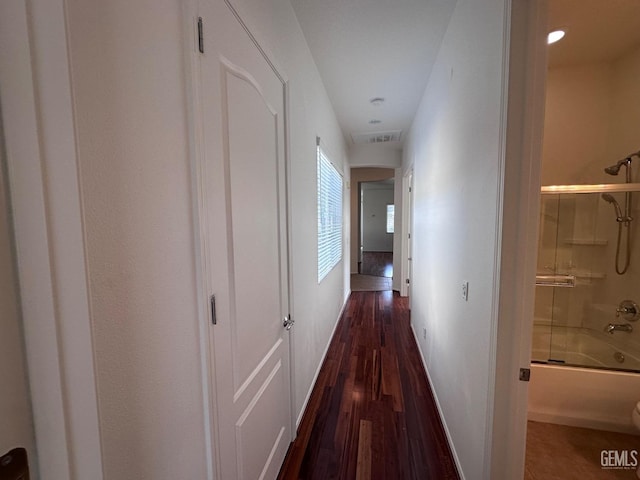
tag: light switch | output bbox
[462,282,469,301]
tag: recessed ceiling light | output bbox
[547,30,565,45]
[370,97,385,106]
[369,119,381,124]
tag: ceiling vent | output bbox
[351,130,402,145]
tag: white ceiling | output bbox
[548,0,640,68]
[290,1,640,147]
[290,0,456,148]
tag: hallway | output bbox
[278,291,459,479]
[0,0,542,477]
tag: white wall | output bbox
[609,45,640,162]
[0,148,36,472]
[63,1,348,477]
[349,143,401,168]
[600,44,640,306]
[362,185,394,252]
[402,0,511,477]
[65,1,208,477]
[542,44,640,186]
[542,63,612,185]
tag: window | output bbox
[386,204,395,233]
[317,143,343,283]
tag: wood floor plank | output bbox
[356,420,372,480]
[360,252,393,277]
[278,291,459,480]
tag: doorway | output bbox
[353,179,394,291]
[525,1,640,478]
[360,179,394,277]
[350,168,395,292]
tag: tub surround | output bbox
[528,364,640,435]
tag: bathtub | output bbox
[531,325,640,371]
[529,326,640,434]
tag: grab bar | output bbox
[535,274,576,287]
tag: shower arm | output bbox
[624,150,640,181]
[626,154,638,183]
[608,151,640,176]
[624,153,639,220]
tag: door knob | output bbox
[283,314,295,330]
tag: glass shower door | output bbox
[534,185,640,373]
[534,192,604,365]
[532,193,560,363]
[550,193,603,365]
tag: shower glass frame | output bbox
[534,183,640,373]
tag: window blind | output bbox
[317,144,343,283]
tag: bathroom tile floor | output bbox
[525,421,640,480]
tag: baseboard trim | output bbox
[527,411,637,435]
[295,292,350,428]
[410,324,466,480]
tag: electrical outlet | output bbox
[422,327,427,340]
[462,281,469,301]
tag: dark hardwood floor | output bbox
[278,291,459,480]
[360,252,393,278]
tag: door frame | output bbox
[357,182,363,273]
[488,0,547,478]
[182,1,295,478]
[0,0,103,477]
[400,169,413,298]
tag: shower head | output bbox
[604,158,631,176]
[602,193,624,221]
[605,165,621,175]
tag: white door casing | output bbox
[401,170,413,299]
[0,0,103,477]
[191,1,293,479]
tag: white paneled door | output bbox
[195,1,292,478]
